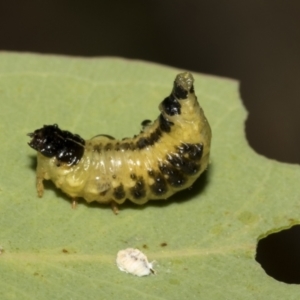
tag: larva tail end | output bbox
[173,72,195,100]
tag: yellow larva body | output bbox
[29,72,211,209]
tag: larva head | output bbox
[28,124,85,165]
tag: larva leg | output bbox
[72,199,78,209]
[111,201,119,215]
[36,175,44,197]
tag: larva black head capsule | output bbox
[28,124,85,165]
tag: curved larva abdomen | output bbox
[28,72,212,213]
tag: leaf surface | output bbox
[0,53,299,299]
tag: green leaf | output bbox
[0,52,299,299]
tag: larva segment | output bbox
[28,72,211,212]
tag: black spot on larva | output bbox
[173,83,188,100]
[188,144,203,160]
[182,160,200,175]
[119,142,134,151]
[150,173,168,195]
[159,114,174,133]
[136,128,162,149]
[114,142,121,151]
[167,154,183,168]
[159,163,186,187]
[178,143,203,161]
[167,154,200,175]
[130,173,137,180]
[130,177,146,199]
[189,85,195,94]
[113,184,125,200]
[159,163,170,175]
[161,94,181,116]
[112,175,116,179]
[148,169,154,177]
[28,124,85,166]
[182,159,199,175]
[141,119,152,127]
[136,137,150,149]
[167,170,186,187]
[104,143,113,151]
[100,190,107,196]
[93,144,102,153]
[149,128,162,143]
[120,142,129,150]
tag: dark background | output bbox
[1,0,299,283]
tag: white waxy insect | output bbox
[116,248,155,277]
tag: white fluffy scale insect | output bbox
[28,72,212,213]
[116,248,155,277]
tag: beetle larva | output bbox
[28,72,211,214]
